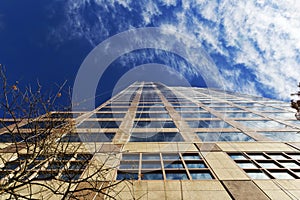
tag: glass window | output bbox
[98,107,128,112]
[141,171,163,180]
[262,112,294,119]
[165,172,188,180]
[77,121,121,129]
[249,107,282,111]
[0,121,17,128]
[267,154,287,160]
[185,162,206,168]
[137,107,166,111]
[76,154,93,160]
[270,172,295,179]
[47,162,66,170]
[212,107,243,111]
[135,113,170,118]
[94,113,125,118]
[2,161,21,170]
[133,121,176,128]
[258,132,300,142]
[69,162,87,170]
[142,162,161,169]
[142,154,160,160]
[122,154,140,160]
[279,162,300,168]
[56,154,74,161]
[287,154,300,160]
[257,162,280,169]
[182,153,201,160]
[162,154,180,160]
[246,171,270,179]
[229,154,247,160]
[21,121,65,129]
[222,112,262,118]
[130,132,183,142]
[120,161,139,169]
[60,132,115,142]
[117,171,138,180]
[187,120,233,128]
[247,154,267,160]
[60,172,82,181]
[236,162,258,169]
[164,161,183,169]
[180,113,216,118]
[237,120,286,129]
[174,107,204,112]
[50,113,82,118]
[190,171,213,179]
[197,132,254,142]
[138,103,164,107]
[35,172,58,180]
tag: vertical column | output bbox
[113,83,143,143]
[154,85,201,142]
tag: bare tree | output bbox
[0,65,133,199]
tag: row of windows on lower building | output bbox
[0,153,93,181]
[1,151,299,181]
[3,130,300,143]
[229,152,300,179]
[117,152,213,180]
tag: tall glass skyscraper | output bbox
[1,82,300,199]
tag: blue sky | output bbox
[0,0,299,109]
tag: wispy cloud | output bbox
[54,0,300,100]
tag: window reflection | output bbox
[197,132,254,142]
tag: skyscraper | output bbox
[1,82,300,199]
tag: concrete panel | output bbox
[223,181,269,200]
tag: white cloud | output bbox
[57,0,300,100]
[142,2,162,25]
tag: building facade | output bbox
[1,82,300,199]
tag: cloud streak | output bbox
[55,0,300,100]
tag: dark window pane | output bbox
[120,161,139,169]
[236,162,258,169]
[270,171,295,179]
[116,171,138,180]
[2,161,21,170]
[60,172,82,181]
[36,172,58,180]
[162,154,180,160]
[142,154,160,160]
[257,162,280,169]
[187,120,233,128]
[246,171,270,179]
[180,113,216,118]
[94,113,125,118]
[76,154,93,160]
[47,162,66,170]
[60,132,115,142]
[142,162,161,169]
[69,162,88,170]
[142,171,163,180]
[164,162,183,169]
[197,132,254,142]
[122,154,140,160]
[130,132,183,142]
[186,162,206,168]
[78,121,120,129]
[50,113,82,118]
[229,154,247,160]
[133,121,176,128]
[190,172,213,179]
[182,153,201,160]
[166,172,188,180]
